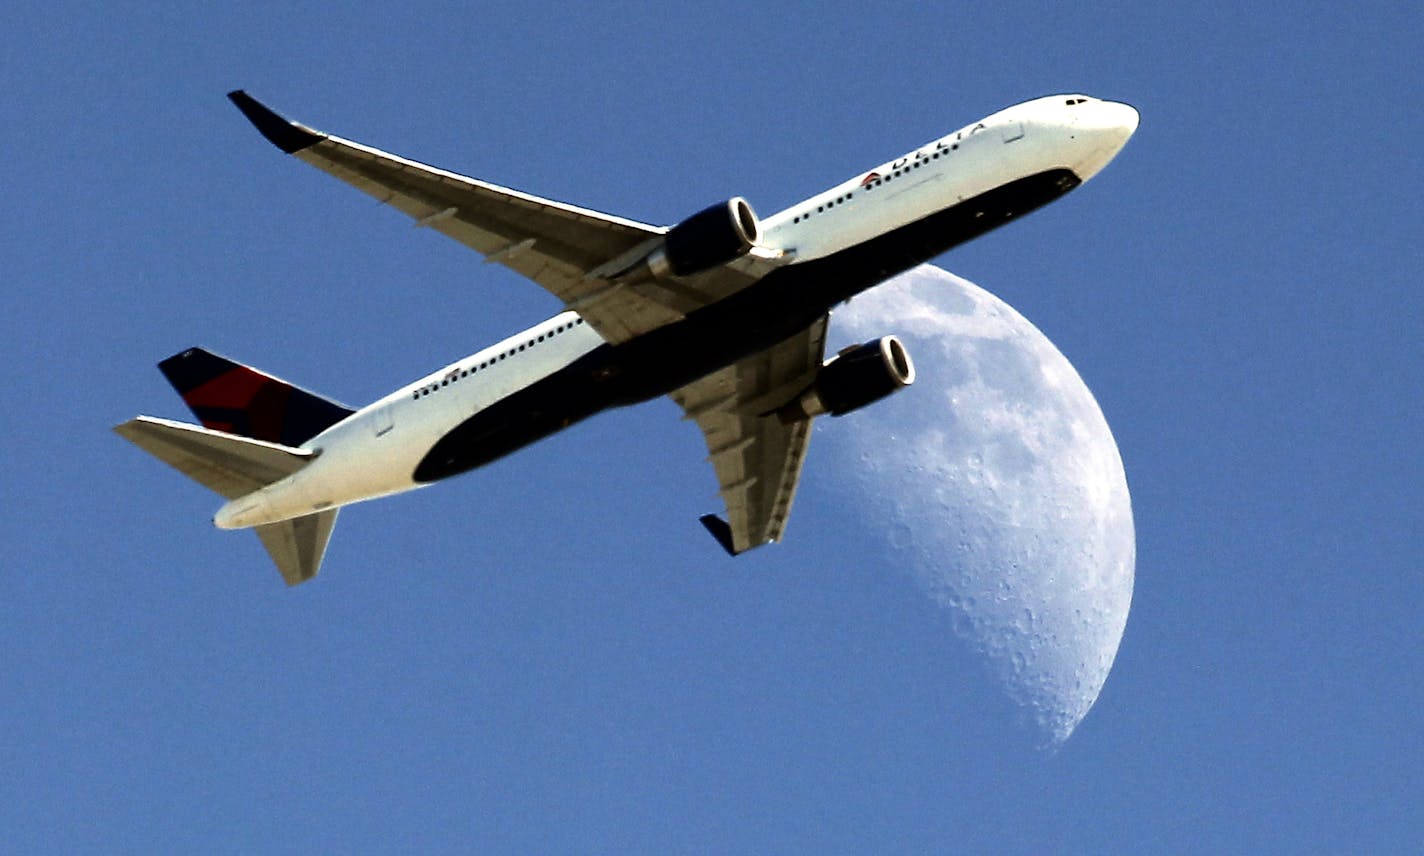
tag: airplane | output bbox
[115,91,1137,585]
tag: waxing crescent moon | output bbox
[819,264,1135,746]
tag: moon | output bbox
[816,264,1135,747]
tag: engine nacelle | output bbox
[645,197,761,278]
[781,336,916,420]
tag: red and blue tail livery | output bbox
[158,348,352,447]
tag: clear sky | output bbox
[4,2,1421,852]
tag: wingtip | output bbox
[112,418,141,438]
[227,90,323,154]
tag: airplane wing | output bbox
[228,91,763,344]
[671,316,828,555]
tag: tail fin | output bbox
[114,416,336,585]
[159,348,353,447]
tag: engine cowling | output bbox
[646,197,761,278]
[782,336,916,420]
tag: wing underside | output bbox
[226,92,822,560]
[228,91,765,344]
[672,317,828,554]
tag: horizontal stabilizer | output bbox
[256,510,339,586]
[116,417,335,585]
[114,416,313,500]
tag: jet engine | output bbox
[781,336,916,420]
[645,197,762,278]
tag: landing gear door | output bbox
[1001,121,1025,143]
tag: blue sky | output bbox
[4,2,1421,851]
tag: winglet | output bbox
[699,514,739,557]
[227,90,323,154]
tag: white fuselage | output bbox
[215,95,1137,530]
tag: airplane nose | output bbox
[1072,99,1138,180]
[1104,100,1140,140]
[1080,99,1138,144]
